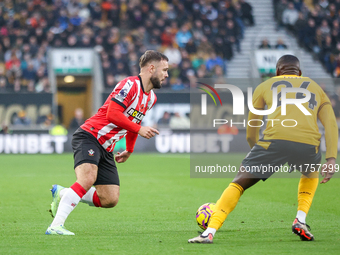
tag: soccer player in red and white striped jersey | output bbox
[46,50,169,235]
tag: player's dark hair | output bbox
[276,55,301,76]
[139,50,169,68]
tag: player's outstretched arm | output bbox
[246,111,263,148]
[107,101,160,139]
[125,131,138,154]
[321,158,336,183]
[107,101,141,133]
[138,126,159,139]
[247,84,265,148]
[318,103,338,183]
[115,150,132,163]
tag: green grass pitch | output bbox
[0,153,339,254]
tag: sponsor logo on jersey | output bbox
[88,149,95,156]
[127,108,145,122]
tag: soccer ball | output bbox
[196,203,215,230]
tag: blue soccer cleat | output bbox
[49,184,65,218]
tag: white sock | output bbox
[80,187,96,206]
[202,227,217,237]
[59,187,96,206]
[59,188,68,198]
[296,210,306,224]
[51,188,82,227]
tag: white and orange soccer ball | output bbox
[196,203,215,230]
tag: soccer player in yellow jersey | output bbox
[189,55,338,243]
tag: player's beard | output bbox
[150,75,162,89]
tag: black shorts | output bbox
[72,128,119,186]
[241,139,321,180]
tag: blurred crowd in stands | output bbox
[274,0,340,78]
[258,37,288,49]
[273,0,340,121]
[257,37,289,80]
[0,0,255,93]
[157,111,190,129]
[1,106,84,132]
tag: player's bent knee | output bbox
[108,198,119,208]
[102,197,119,208]
[95,184,119,208]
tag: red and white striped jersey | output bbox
[81,76,157,152]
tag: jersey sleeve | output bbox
[126,131,138,153]
[318,90,338,159]
[318,88,332,113]
[251,84,265,110]
[106,100,141,133]
[246,84,265,148]
[111,78,137,109]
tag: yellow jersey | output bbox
[247,75,338,159]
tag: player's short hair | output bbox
[139,50,169,68]
[276,55,300,69]
[276,55,301,75]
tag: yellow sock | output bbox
[209,183,244,230]
[297,171,319,215]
